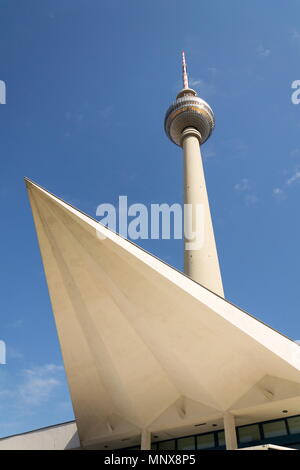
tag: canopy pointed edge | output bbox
[25,178,300,369]
[25,178,297,343]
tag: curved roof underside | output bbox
[25,179,300,448]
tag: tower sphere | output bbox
[164,87,215,147]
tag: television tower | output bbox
[165,52,224,297]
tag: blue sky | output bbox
[1,0,300,437]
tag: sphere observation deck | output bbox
[164,88,215,147]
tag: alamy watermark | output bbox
[291,80,300,104]
[0,80,6,104]
[0,340,6,364]
[95,196,204,250]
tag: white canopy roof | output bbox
[26,179,300,449]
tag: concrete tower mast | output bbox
[165,52,224,297]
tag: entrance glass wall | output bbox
[123,414,300,450]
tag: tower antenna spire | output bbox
[182,51,189,89]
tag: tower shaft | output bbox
[182,128,224,297]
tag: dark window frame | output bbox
[122,414,300,451]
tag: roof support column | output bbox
[223,412,238,450]
[140,429,151,450]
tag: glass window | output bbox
[177,436,195,450]
[217,431,225,447]
[158,440,176,450]
[288,416,300,435]
[238,424,260,443]
[263,420,287,439]
[196,433,215,449]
